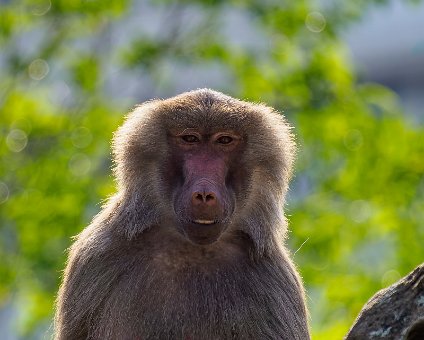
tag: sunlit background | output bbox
[0,0,423,339]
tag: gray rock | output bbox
[345,263,424,340]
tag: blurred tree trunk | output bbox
[345,263,424,340]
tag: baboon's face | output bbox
[167,128,244,245]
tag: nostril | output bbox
[191,191,217,205]
[205,194,215,202]
[192,192,206,204]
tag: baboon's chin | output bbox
[181,221,226,246]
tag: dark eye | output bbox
[216,136,233,145]
[181,135,200,143]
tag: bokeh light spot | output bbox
[6,129,28,153]
[349,200,372,223]
[381,269,401,288]
[69,153,92,177]
[71,127,93,149]
[31,0,51,16]
[305,12,326,33]
[28,59,49,80]
[0,182,9,204]
[49,81,71,105]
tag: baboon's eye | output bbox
[181,135,200,143]
[216,136,233,145]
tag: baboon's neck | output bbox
[133,224,252,274]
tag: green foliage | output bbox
[0,0,422,338]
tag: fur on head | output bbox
[110,89,296,257]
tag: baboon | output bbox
[55,89,310,339]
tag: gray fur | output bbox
[54,89,310,339]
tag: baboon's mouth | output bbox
[182,219,224,245]
[192,219,217,225]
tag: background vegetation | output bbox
[0,0,423,338]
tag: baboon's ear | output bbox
[111,100,163,192]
